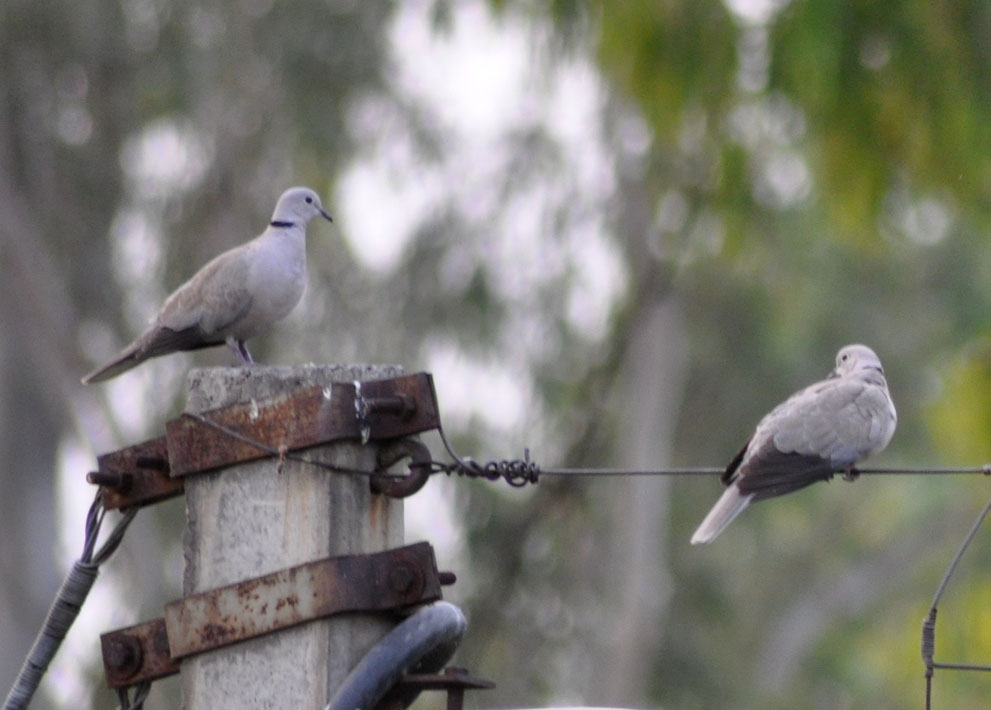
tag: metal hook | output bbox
[370,438,433,498]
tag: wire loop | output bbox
[435,450,541,487]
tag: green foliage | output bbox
[772,0,991,239]
[597,1,736,134]
[3,0,990,707]
[928,340,991,461]
[527,0,991,708]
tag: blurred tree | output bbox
[1,0,990,708]
[473,0,991,707]
[0,1,394,707]
[0,0,133,700]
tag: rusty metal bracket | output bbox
[100,542,451,689]
[167,373,440,478]
[92,373,441,509]
[87,435,182,510]
[378,668,496,710]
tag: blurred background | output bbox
[2,0,990,707]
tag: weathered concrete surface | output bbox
[181,364,404,710]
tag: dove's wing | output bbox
[155,248,254,337]
[80,248,254,383]
[731,375,894,499]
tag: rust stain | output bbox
[275,595,299,611]
[369,491,388,529]
[199,622,233,645]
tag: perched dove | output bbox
[82,187,332,384]
[691,344,896,545]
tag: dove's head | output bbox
[832,344,884,378]
[271,186,333,226]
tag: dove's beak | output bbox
[319,208,333,223]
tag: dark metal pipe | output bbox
[326,602,466,710]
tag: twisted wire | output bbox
[3,491,138,710]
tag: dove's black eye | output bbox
[305,196,313,204]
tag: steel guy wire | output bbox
[922,496,991,710]
[183,411,991,485]
[3,490,138,710]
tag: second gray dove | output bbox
[691,344,896,544]
[82,186,332,384]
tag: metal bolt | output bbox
[443,668,469,710]
[104,635,143,680]
[86,471,134,492]
[362,395,416,420]
[388,563,415,595]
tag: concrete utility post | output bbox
[180,364,405,710]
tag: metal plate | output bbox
[91,373,441,509]
[166,373,440,478]
[100,543,444,688]
[164,542,442,660]
[90,436,183,510]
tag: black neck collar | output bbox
[270,220,295,228]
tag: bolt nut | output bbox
[387,562,424,601]
[104,635,143,680]
[389,564,415,593]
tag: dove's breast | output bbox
[231,231,308,339]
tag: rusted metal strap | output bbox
[100,542,447,689]
[88,436,182,511]
[164,542,443,659]
[167,373,439,478]
[91,373,440,509]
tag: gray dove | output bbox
[691,344,896,545]
[82,186,332,384]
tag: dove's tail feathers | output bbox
[80,327,173,384]
[81,342,146,384]
[81,325,223,384]
[691,485,754,545]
